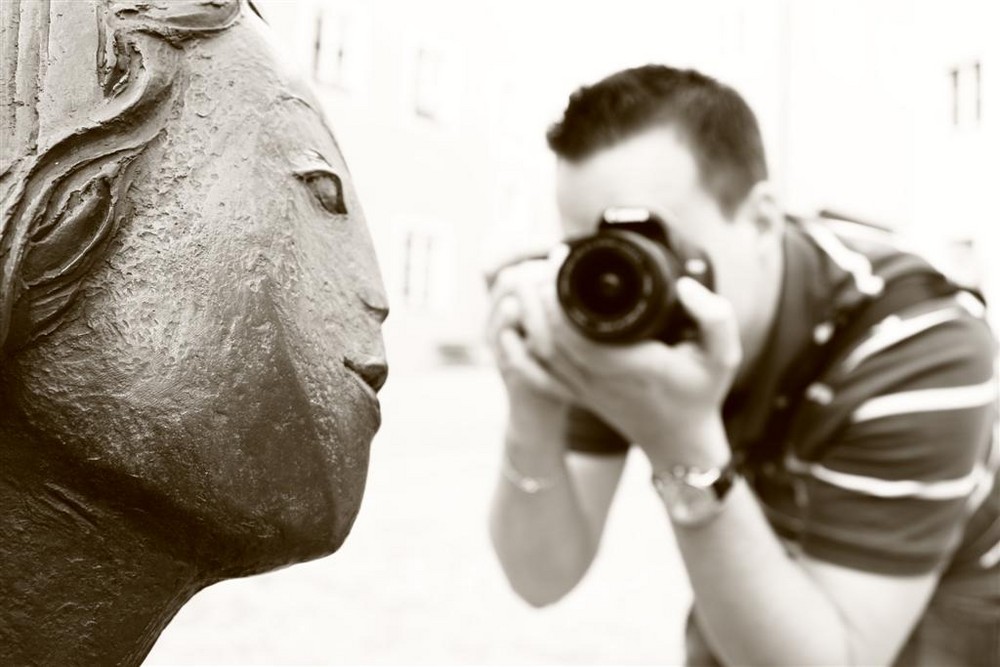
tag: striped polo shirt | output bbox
[567,218,999,591]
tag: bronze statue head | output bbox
[1,0,387,661]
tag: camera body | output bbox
[556,208,714,344]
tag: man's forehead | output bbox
[555,127,701,231]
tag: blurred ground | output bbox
[146,363,692,665]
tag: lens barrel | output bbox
[557,229,681,343]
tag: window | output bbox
[973,61,982,124]
[402,229,435,309]
[314,8,363,91]
[397,222,456,312]
[949,60,982,130]
[413,47,445,120]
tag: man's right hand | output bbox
[486,256,572,453]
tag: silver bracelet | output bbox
[501,450,560,494]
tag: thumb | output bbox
[675,277,741,369]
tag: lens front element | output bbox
[557,230,678,343]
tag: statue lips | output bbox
[343,356,388,425]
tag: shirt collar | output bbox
[724,220,839,451]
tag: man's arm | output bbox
[485,257,626,606]
[489,449,626,607]
[669,455,940,666]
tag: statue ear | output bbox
[6,170,121,352]
[106,0,241,40]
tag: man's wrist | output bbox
[502,449,565,494]
[505,398,567,450]
[643,415,731,471]
[504,430,565,479]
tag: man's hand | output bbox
[487,256,630,609]
[538,277,742,468]
[486,255,573,456]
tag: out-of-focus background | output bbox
[148,1,999,663]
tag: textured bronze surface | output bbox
[0,1,388,663]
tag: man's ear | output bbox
[738,180,783,240]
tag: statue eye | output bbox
[297,170,347,215]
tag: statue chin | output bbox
[7,327,381,575]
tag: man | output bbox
[486,65,999,666]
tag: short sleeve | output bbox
[565,405,630,456]
[789,308,997,575]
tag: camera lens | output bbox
[566,246,642,319]
[557,230,679,343]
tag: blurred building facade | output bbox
[257,0,999,366]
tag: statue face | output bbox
[5,9,387,571]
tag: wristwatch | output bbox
[651,460,740,527]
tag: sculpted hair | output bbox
[546,64,768,217]
[0,0,249,355]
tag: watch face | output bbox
[655,477,719,526]
[673,483,717,524]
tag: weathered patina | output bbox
[1,1,388,663]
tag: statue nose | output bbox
[344,357,388,392]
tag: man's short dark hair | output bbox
[547,64,768,217]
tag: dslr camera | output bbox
[556,208,714,344]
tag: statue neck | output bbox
[0,429,202,666]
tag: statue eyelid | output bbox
[294,167,347,216]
